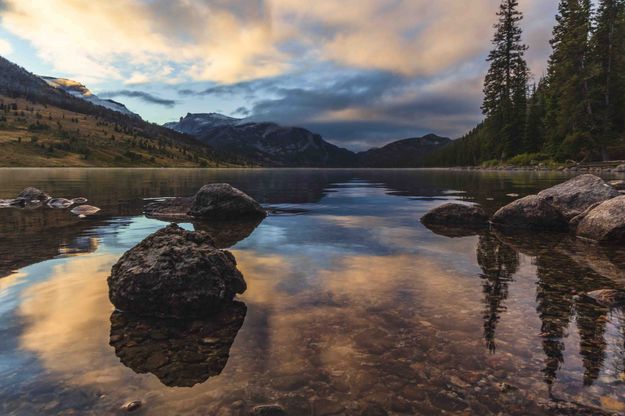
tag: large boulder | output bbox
[576,195,625,244]
[108,224,246,318]
[537,174,619,220]
[144,183,266,221]
[490,195,568,231]
[421,203,488,227]
[190,183,266,220]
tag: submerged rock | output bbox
[193,217,263,248]
[190,183,266,220]
[490,195,568,231]
[109,301,246,387]
[537,174,619,220]
[70,205,100,217]
[421,203,488,227]
[144,197,193,220]
[16,187,50,202]
[108,224,246,318]
[576,195,625,244]
[583,289,625,307]
[144,183,266,221]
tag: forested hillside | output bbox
[427,0,625,166]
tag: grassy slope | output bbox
[0,96,237,167]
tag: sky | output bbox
[0,0,559,150]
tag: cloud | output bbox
[99,90,177,107]
[0,38,12,55]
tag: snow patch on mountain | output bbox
[40,76,140,118]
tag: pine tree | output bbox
[589,0,625,160]
[524,80,548,153]
[544,0,594,161]
[482,0,530,160]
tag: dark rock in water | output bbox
[251,404,288,416]
[537,174,619,220]
[108,224,246,318]
[16,187,50,202]
[47,198,73,209]
[193,217,263,248]
[0,199,24,208]
[576,195,625,244]
[190,183,266,220]
[109,302,246,387]
[144,197,193,220]
[144,183,266,221]
[70,205,100,217]
[421,203,488,227]
[71,197,88,204]
[583,289,625,307]
[491,195,568,231]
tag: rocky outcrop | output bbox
[108,224,246,318]
[421,203,488,227]
[490,195,569,231]
[536,174,619,220]
[144,183,266,221]
[576,195,625,244]
[109,301,246,387]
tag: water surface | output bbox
[1,168,624,415]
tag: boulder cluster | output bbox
[422,174,625,245]
[109,183,266,320]
[0,187,98,217]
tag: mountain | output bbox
[40,76,139,118]
[356,134,451,167]
[0,55,228,167]
[164,113,357,167]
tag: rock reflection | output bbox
[109,302,246,387]
[192,218,264,248]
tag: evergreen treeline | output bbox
[427,0,625,166]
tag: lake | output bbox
[0,168,624,415]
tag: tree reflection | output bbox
[477,233,518,352]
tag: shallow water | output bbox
[0,168,624,415]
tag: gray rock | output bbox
[615,163,625,172]
[70,205,100,217]
[190,183,266,220]
[583,289,625,307]
[576,195,625,244]
[144,183,266,221]
[47,198,73,209]
[537,174,619,220]
[108,224,246,318]
[608,179,625,190]
[490,195,568,231]
[421,203,488,227]
[16,187,50,202]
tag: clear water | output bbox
[0,168,624,415]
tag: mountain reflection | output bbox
[109,302,247,388]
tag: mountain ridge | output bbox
[163,113,450,167]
